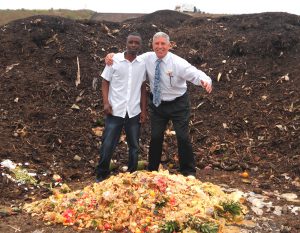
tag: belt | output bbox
[149,92,186,105]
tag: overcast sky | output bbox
[1,0,300,15]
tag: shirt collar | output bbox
[156,52,170,64]
[114,52,126,62]
[135,55,143,62]
[115,52,142,63]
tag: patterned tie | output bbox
[153,59,162,107]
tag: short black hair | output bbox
[128,32,142,40]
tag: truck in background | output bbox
[175,4,199,13]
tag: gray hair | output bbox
[153,32,170,43]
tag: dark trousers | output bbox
[148,92,196,176]
[96,114,141,180]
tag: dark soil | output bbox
[0,10,299,232]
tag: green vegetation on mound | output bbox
[0,9,95,25]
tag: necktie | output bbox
[153,59,162,107]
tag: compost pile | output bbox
[24,170,245,232]
[0,9,300,233]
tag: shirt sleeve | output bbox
[101,65,113,82]
[138,53,152,82]
[177,56,212,86]
[137,52,152,62]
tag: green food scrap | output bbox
[12,167,37,185]
[185,216,219,233]
[160,220,181,233]
[217,200,242,217]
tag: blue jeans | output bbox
[96,113,141,180]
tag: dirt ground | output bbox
[0,10,299,232]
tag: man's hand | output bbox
[105,53,115,66]
[103,103,113,115]
[201,80,212,93]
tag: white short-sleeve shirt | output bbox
[101,52,146,118]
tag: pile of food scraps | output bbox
[23,170,246,232]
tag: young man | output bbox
[96,32,147,182]
[106,32,212,177]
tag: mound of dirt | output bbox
[171,12,300,173]
[127,10,192,28]
[0,10,300,233]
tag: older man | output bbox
[106,32,212,177]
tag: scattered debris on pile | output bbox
[1,159,37,186]
[24,170,247,232]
